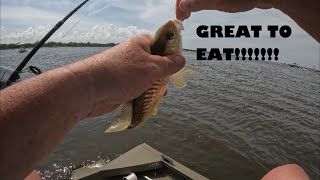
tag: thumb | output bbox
[149,54,186,78]
[180,0,196,11]
[180,0,213,12]
[176,0,191,20]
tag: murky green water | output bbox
[1,47,319,179]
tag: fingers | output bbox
[179,0,258,13]
[165,54,186,69]
[177,0,262,20]
[87,101,120,118]
[148,54,185,79]
[135,34,154,53]
[131,34,186,81]
[180,0,215,12]
[134,35,186,75]
[261,164,309,180]
[137,34,153,43]
[256,0,274,9]
[176,0,191,20]
[25,170,41,180]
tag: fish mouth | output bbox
[172,19,184,31]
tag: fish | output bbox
[105,19,198,133]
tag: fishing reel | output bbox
[0,66,19,89]
[0,65,42,90]
[0,0,89,90]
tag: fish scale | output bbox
[105,19,189,133]
[131,78,169,128]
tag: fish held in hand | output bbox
[105,19,198,133]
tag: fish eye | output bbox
[167,31,175,40]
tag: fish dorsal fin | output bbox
[151,107,158,116]
[105,101,133,133]
[170,66,200,88]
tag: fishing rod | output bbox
[0,0,90,89]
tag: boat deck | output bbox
[71,143,209,180]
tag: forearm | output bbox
[275,0,320,42]
[0,34,181,179]
[0,60,95,179]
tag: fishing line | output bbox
[87,1,111,16]
[61,0,96,39]
[61,0,108,39]
[86,5,96,16]
[61,19,81,38]
[0,0,90,89]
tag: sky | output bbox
[0,0,319,69]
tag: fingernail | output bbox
[174,55,185,67]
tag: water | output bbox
[1,47,319,179]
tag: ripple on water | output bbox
[1,48,319,179]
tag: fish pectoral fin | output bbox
[151,107,158,116]
[171,75,186,88]
[170,66,200,88]
[105,102,133,133]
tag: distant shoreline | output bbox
[0,42,118,50]
[0,42,198,52]
[1,44,318,72]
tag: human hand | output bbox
[176,0,276,20]
[79,35,185,117]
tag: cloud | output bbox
[0,0,80,12]
[0,24,151,44]
[0,2,151,43]
[1,5,62,22]
[66,24,151,43]
[1,0,319,69]
[139,0,175,25]
[1,25,51,43]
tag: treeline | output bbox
[183,48,196,52]
[0,42,118,49]
[1,42,198,52]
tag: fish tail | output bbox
[104,101,133,133]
